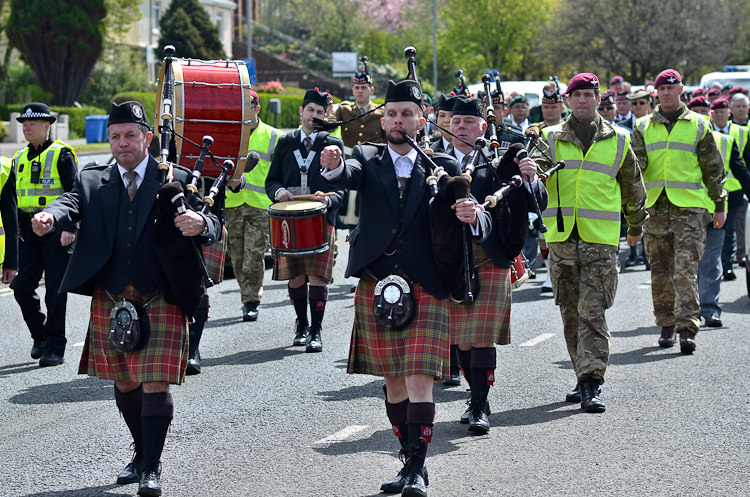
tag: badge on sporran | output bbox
[109,298,151,353]
[373,275,415,329]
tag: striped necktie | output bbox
[123,171,138,201]
[304,136,312,154]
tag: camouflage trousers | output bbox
[643,196,710,335]
[548,234,618,384]
[225,204,269,305]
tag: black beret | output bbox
[108,100,149,127]
[384,79,422,107]
[17,102,56,123]
[451,97,483,117]
[302,89,329,110]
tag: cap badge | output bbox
[132,106,143,119]
[411,86,422,100]
[667,77,676,83]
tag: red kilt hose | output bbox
[272,221,335,282]
[348,275,450,380]
[79,285,189,384]
[449,244,512,346]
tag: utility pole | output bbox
[246,0,252,59]
[432,0,438,96]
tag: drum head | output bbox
[268,200,326,214]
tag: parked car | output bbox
[467,80,568,108]
[700,66,750,91]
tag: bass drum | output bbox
[156,58,253,179]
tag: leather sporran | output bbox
[373,275,416,330]
[109,299,151,353]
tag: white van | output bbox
[699,66,750,90]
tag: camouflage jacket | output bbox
[531,113,648,236]
[631,103,726,212]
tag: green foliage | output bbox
[0,64,53,105]
[7,0,106,105]
[0,104,106,137]
[0,121,8,142]
[158,0,225,59]
[79,48,152,109]
[113,91,157,126]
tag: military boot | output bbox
[580,377,605,413]
[679,329,696,354]
[401,434,429,497]
[658,325,676,348]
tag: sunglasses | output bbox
[598,105,615,111]
[632,101,650,106]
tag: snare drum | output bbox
[268,201,329,257]
[510,254,530,289]
[156,58,253,179]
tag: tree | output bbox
[158,0,225,59]
[6,0,106,106]
[437,0,553,84]
[549,0,736,84]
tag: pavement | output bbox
[1,240,750,496]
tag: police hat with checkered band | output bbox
[16,102,56,123]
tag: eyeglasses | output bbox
[598,106,615,111]
[632,101,649,106]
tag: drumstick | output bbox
[292,193,337,200]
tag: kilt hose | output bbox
[348,275,450,380]
[272,222,335,282]
[449,244,512,345]
[79,285,189,384]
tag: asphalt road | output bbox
[1,238,749,497]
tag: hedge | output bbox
[256,92,342,129]
[1,105,107,138]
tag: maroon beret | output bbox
[249,90,259,105]
[729,86,749,96]
[711,96,730,110]
[567,73,599,94]
[687,96,709,110]
[692,88,707,97]
[707,88,721,97]
[609,75,624,85]
[654,69,682,88]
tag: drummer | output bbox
[265,89,345,352]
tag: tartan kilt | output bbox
[348,275,450,379]
[78,285,189,384]
[272,222,335,282]
[202,225,228,284]
[449,244,512,345]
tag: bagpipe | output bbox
[152,45,256,319]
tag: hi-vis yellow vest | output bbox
[636,112,712,210]
[0,156,11,264]
[727,122,749,192]
[710,130,733,213]
[225,120,281,210]
[13,140,76,213]
[541,124,630,246]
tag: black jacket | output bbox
[265,129,345,225]
[324,143,491,298]
[44,156,221,296]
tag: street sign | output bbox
[332,52,357,78]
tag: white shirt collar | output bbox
[388,146,418,177]
[300,129,318,144]
[117,155,149,189]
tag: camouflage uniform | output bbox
[631,104,726,335]
[533,115,648,384]
[225,204,269,305]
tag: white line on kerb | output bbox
[72,342,85,347]
[519,333,556,347]
[313,425,369,446]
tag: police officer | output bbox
[529,73,648,413]
[11,102,78,367]
[632,69,726,354]
[1,156,19,286]
[224,90,282,323]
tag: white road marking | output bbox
[313,425,369,446]
[72,342,85,347]
[519,333,556,347]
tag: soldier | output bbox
[11,102,78,367]
[529,73,648,413]
[696,97,750,328]
[224,91,282,324]
[265,89,344,352]
[628,90,654,119]
[506,95,530,132]
[730,92,750,266]
[597,91,617,123]
[614,91,637,130]
[1,156,19,287]
[632,69,726,354]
